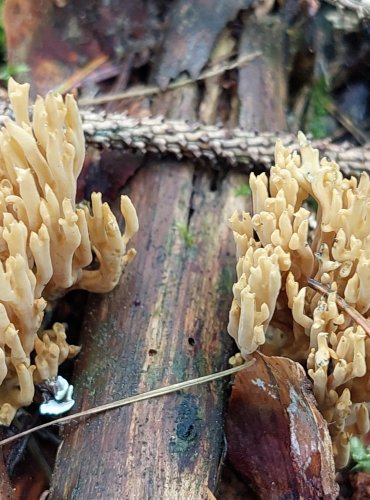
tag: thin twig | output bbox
[0,360,253,448]
[325,101,368,145]
[307,277,370,337]
[78,52,261,106]
[52,55,109,94]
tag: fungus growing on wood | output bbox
[228,132,370,467]
[0,79,138,424]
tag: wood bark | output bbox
[49,160,249,499]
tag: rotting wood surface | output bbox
[0,447,12,499]
[49,161,249,499]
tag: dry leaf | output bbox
[226,352,339,499]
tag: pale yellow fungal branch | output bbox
[0,79,138,425]
[228,132,370,467]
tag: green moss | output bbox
[146,363,162,390]
[175,222,194,248]
[0,1,5,59]
[306,77,331,139]
[234,183,251,197]
[0,63,29,82]
[350,436,370,471]
[217,266,234,296]
[0,4,28,82]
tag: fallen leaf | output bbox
[226,352,339,499]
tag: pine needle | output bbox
[0,360,253,447]
[53,55,108,94]
[307,277,370,337]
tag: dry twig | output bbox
[308,277,370,337]
[78,52,261,106]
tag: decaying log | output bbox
[226,353,339,499]
[47,16,300,498]
[49,161,249,499]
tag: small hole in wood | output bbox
[188,337,195,346]
[148,349,157,356]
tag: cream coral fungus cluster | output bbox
[0,79,138,425]
[228,132,370,467]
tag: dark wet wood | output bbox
[49,160,250,499]
[0,449,13,500]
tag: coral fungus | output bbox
[0,79,138,425]
[228,132,370,467]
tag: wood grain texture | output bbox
[49,160,249,499]
[0,450,13,500]
[238,14,287,131]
